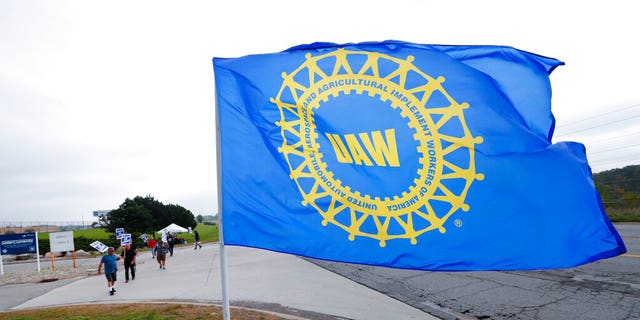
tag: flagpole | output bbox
[215,84,231,320]
[35,232,41,272]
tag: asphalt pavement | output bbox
[5,223,637,319]
[2,243,435,320]
[313,223,640,320]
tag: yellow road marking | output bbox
[622,254,640,258]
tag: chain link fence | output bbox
[0,221,95,234]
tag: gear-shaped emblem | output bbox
[272,49,484,246]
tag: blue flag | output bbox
[213,40,626,271]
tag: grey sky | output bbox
[1,1,638,222]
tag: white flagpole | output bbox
[215,85,231,320]
[35,232,41,272]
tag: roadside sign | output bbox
[92,209,112,217]
[0,232,37,255]
[49,231,75,252]
[0,232,41,275]
[48,231,75,271]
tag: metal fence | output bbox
[0,221,95,234]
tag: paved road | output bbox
[2,244,434,320]
[3,223,638,319]
[312,223,640,320]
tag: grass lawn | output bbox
[193,222,219,243]
[0,303,286,320]
[37,227,111,240]
[157,223,219,246]
[35,223,219,249]
[607,209,640,222]
[127,222,219,246]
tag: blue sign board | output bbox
[93,209,112,217]
[0,232,37,255]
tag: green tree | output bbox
[130,195,166,232]
[196,214,204,223]
[105,199,154,237]
[622,191,640,207]
[104,195,197,236]
[164,204,197,230]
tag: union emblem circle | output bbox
[273,49,483,246]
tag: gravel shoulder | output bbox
[1,256,100,287]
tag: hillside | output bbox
[595,165,640,193]
[593,164,640,221]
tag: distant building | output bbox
[203,214,218,222]
[92,209,114,228]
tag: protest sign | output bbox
[90,241,109,253]
[120,233,132,245]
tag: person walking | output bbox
[120,243,138,282]
[167,232,175,256]
[148,237,157,259]
[193,230,202,249]
[155,239,168,270]
[97,247,121,295]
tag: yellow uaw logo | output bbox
[272,49,484,247]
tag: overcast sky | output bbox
[1,1,638,223]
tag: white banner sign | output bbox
[120,233,132,245]
[49,231,75,252]
[115,228,124,239]
[89,241,109,253]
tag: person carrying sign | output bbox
[97,247,121,295]
[120,243,138,282]
[166,232,175,256]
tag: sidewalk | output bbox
[7,243,436,320]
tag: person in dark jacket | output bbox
[166,232,175,256]
[155,239,168,270]
[120,243,137,282]
[193,230,202,249]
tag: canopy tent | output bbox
[160,223,189,234]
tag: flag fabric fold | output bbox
[213,40,625,271]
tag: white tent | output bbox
[160,223,189,234]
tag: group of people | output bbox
[96,243,137,296]
[147,231,180,270]
[97,229,203,296]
